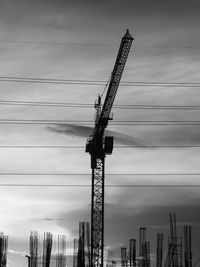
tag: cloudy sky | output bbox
[1,0,200,266]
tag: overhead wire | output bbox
[0,184,199,187]
[0,55,199,175]
[1,145,200,148]
[2,100,200,110]
[1,39,200,49]
[100,73,112,98]
[1,119,200,125]
[0,76,200,87]
[0,173,200,176]
[0,100,94,108]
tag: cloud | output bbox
[46,124,143,145]
[47,124,92,138]
[47,122,200,147]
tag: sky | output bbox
[1,0,200,266]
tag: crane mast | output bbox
[86,30,133,267]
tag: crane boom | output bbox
[86,30,133,267]
[93,30,133,139]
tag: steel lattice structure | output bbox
[91,158,105,267]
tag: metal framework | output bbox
[91,158,105,267]
[86,30,133,267]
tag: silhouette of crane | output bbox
[86,30,133,267]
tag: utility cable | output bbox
[100,73,112,98]
[2,100,200,110]
[0,100,94,108]
[1,39,200,49]
[0,76,200,87]
[0,184,199,187]
[1,145,200,148]
[0,173,200,176]
[1,119,200,125]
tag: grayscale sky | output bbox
[1,0,200,266]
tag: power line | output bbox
[3,120,200,122]
[0,78,105,86]
[2,100,200,110]
[1,39,200,49]
[0,76,200,87]
[1,145,200,148]
[0,184,199,187]
[135,44,200,50]
[0,100,94,108]
[1,77,200,85]
[1,119,200,126]
[0,173,200,176]
[0,40,116,46]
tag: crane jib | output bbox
[93,30,133,138]
[99,31,133,124]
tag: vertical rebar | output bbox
[30,232,38,267]
[121,247,127,267]
[139,228,146,267]
[129,239,136,267]
[184,226,192,267]
[156,233,163,267]
[0,233,8,267]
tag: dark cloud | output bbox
[47,124,92,138]
[47,123,200,147]
[47,124,143,145]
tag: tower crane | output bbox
[86,30,133,267]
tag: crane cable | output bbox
[100,73,112,98]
